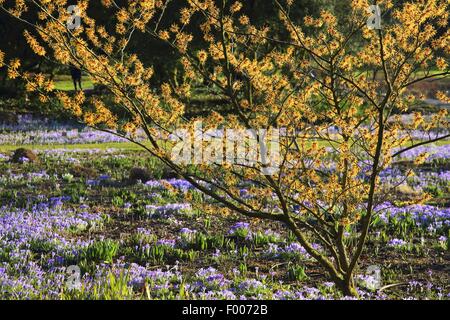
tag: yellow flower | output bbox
[197,50,208,65]
[239,15,249,25]
[159,30,170,41]
[414,152,429,165]
[230,2,243,14]
[436,57,448,71]
[23,31,46,56]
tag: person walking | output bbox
[70,65,82,91]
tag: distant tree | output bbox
[0,1,39,91]
[1,0,448,296]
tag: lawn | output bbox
[53,75,94,91]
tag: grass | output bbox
[1,139,449,153]
[53,75,94,91]
[0,142,147,152]
[51,70,449,93]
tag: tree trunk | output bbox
[335,276,358,297]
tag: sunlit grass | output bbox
[0,139,448,153]
[53,75,94,91]
[0,142,147,152]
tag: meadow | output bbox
[0,0,449,301]
[0,113,448,300]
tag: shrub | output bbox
[3,0,449,296]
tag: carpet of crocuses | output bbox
[0,115,448,300]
